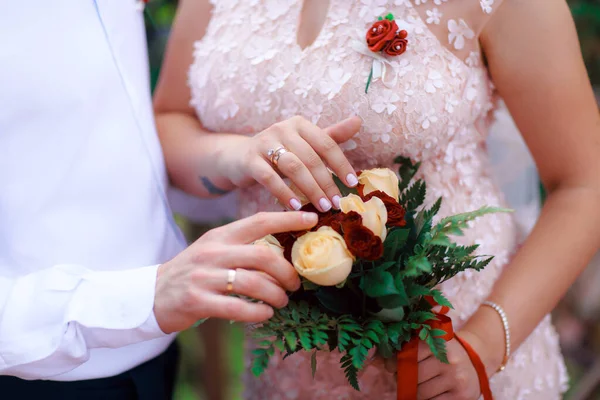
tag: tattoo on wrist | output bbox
[200,176,231,195]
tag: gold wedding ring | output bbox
[267,146,289,168]
[226,269,237,293]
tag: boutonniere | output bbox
[352,13,408,94]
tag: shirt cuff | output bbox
[67,264,168,347]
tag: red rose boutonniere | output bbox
[359,13,409,93]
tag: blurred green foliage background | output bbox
[143,2,600,399]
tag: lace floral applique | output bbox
[371,89,400,114]
[466,51,481,67]
[481,0,495,14]
[448,19,475,50]
[426,8,443,25]
[359,0,388,19]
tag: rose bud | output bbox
[339,194,388,240]
[358,168,400,201]
[291,227,355,286]
[384,35,408,56]
[366,19,399,52]
[254,234,285,258]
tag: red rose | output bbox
[343,223,384,261]
[313,211,344,234]
[366,20,399,52]
[363,190,407,227]
[340,211,362,230]
[356,183,365,197]
[300,203,319,213]
[384,32,408,56]
[272,232,299,263]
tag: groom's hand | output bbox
[153,211,318,334]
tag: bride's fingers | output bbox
[384,356,397,373]
[418,340,433,362]
[283,135,341,208]
[275,150,332,212]
[323,116,363,143]
[297,118,359,188]
[417,375,452,400]
[418,356,443,384]
[250,159,304,210]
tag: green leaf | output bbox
[311,329,329,347]
[384,228,410,260]
[377,334,393,359]
[332,174,359,197]
[273,338,285,352]
[298,328,312,350]
[311,350,318,379]
[406,283,431,298]
[394,274,410,305]
[385,13,395,20]
[363,270,399,297]
[418,329,429,341]
[426,335,449,363]
[291,309,300,323]
[387,322,408,345]
[430,329,448,338]
[341,354,360,390]
[395,156,421,192]
[284,331,298,351]
[410,311,436,323]
[310,306,322,320]
[431,290,453,309]
[302,280,320,291]
[376,295,406,309]
[366,330,380,344]
[407,255,432,273]
[400,181,427,212]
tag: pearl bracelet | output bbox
[482,300,510,372]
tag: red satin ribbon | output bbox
[396,300,493,400]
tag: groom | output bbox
[0,2,315,399]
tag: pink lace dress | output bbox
[188,0,568,398]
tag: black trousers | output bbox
[0,341,179,400]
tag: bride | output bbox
[153,0,600,398]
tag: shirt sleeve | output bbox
[0,264,167,378]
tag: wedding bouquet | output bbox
[251,157,507,392]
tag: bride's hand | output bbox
[377,330,489,400]
[226,116,361,212]
[415,331,486,400]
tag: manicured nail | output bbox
[302,212,318,224]
[346,173,359,187]
[290,198,302,211]
[332,195,341,209]
[319,198,332,212]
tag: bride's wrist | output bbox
[214,135,252,186]
[460,306,508,376]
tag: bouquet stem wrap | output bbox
[396,301,493,400]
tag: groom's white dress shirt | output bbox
[0,1,186,380]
